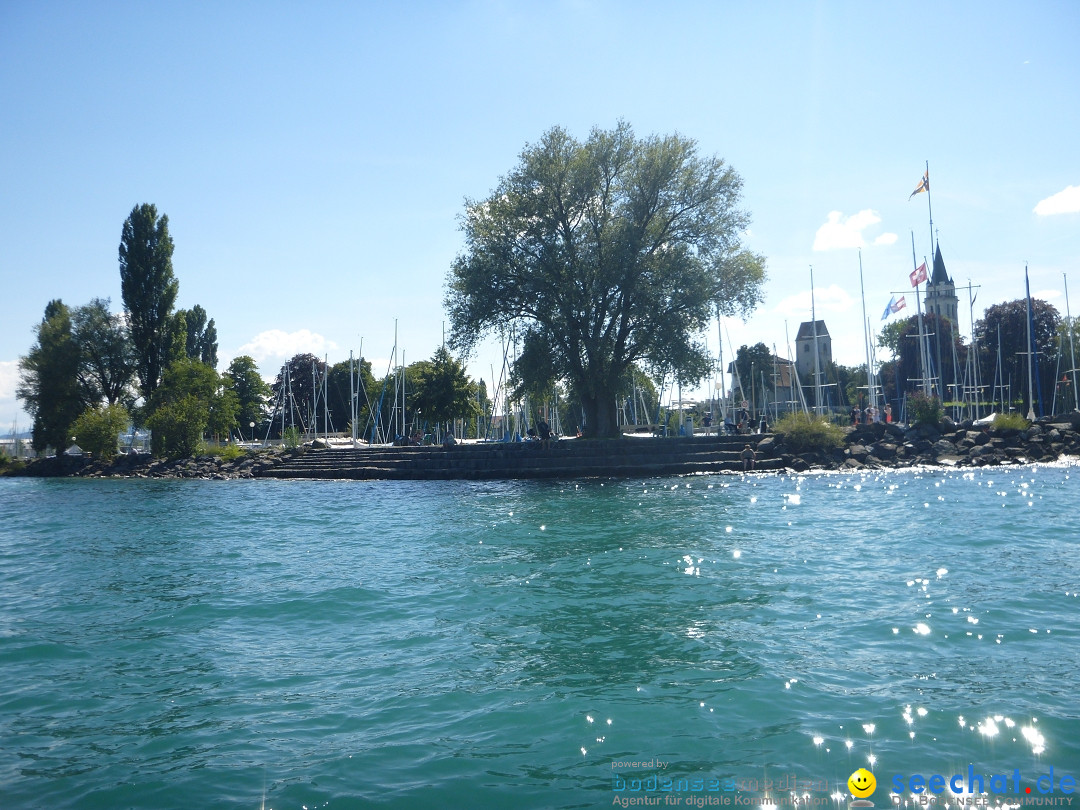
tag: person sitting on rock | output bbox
[537,419,552,448]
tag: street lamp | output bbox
[250,422,256,444]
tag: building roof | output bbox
[795,320,830,341]
[930,243,951,285]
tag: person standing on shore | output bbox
[741,443,756,471]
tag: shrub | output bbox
[206,443,245,461]
[773,412,845,453]
[992,412,1030,431]
[908,392,943,427]
[70,403,130,461]
[282,426,302,449]
[147,395,209,459]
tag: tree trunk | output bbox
[582,392,621,439]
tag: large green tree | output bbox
[323,357,378,437]
[119,203,178,400]
[270,353,325,433]
[411,347,477,429]
[446,123,766,438]
[877,313,963,401]
[17,300,83,452]
[224,355,271,435]
[70,298,136,407]
[147,358,238,453]
[976,298,1060,416]
[70,403,130,461]
[732,343,774,413]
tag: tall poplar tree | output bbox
[178,304,219,367]
[119,203,178,400]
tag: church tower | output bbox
[923,243,959,327]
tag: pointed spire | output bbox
[931,241,950,285]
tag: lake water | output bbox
[1,464,1079,809]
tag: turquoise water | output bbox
[1,465,1079,809]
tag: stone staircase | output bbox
[259,434,781,481]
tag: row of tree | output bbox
[15,198,668,457]
[267,347,480,442]
[16,203,267,458]
[876,298,1078,415]
[729,297,1078,417]
[19,122,775,445]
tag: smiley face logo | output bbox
[848,768,876,798]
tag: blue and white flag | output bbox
[881,295,907,320]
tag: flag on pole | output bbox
[909,262,927,287]
[881,295,908,320]
[908,170,929,200]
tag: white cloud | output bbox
[1034,185,1080,216]
[873,232,898,246]
[0,361,18,399]
[812,209,887,251]
[234,329,339,365]
[774,284,854,318]
[0,361,28,433]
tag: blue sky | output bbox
[2,1,1078,431]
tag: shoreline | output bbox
[6,414,1079,481]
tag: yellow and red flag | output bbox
[908,170,929,200]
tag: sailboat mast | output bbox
[1025,266,1036,420]
[997,325,1005,413]
[924,160,934,260]
[1066,273,1079,411]
[716,307,727,418]
[810,266,822,413]
[911,232,931,397]
[972,282,980,421]
[858,250,873,409]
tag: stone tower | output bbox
[794,320,831,384]
[923,243,959,327]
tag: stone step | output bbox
[260,437,777,481]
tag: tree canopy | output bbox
[224,355,271,434]
[70,297,136,407]
[270,353,326,433]
[17,300,83,452]
[975,298,1060,415]
[732,342,774,411]
[147,358,238,454]
[446,122,766,438]
[178,304,218,368]
[410,346,476,428]
[119,203,178,399]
